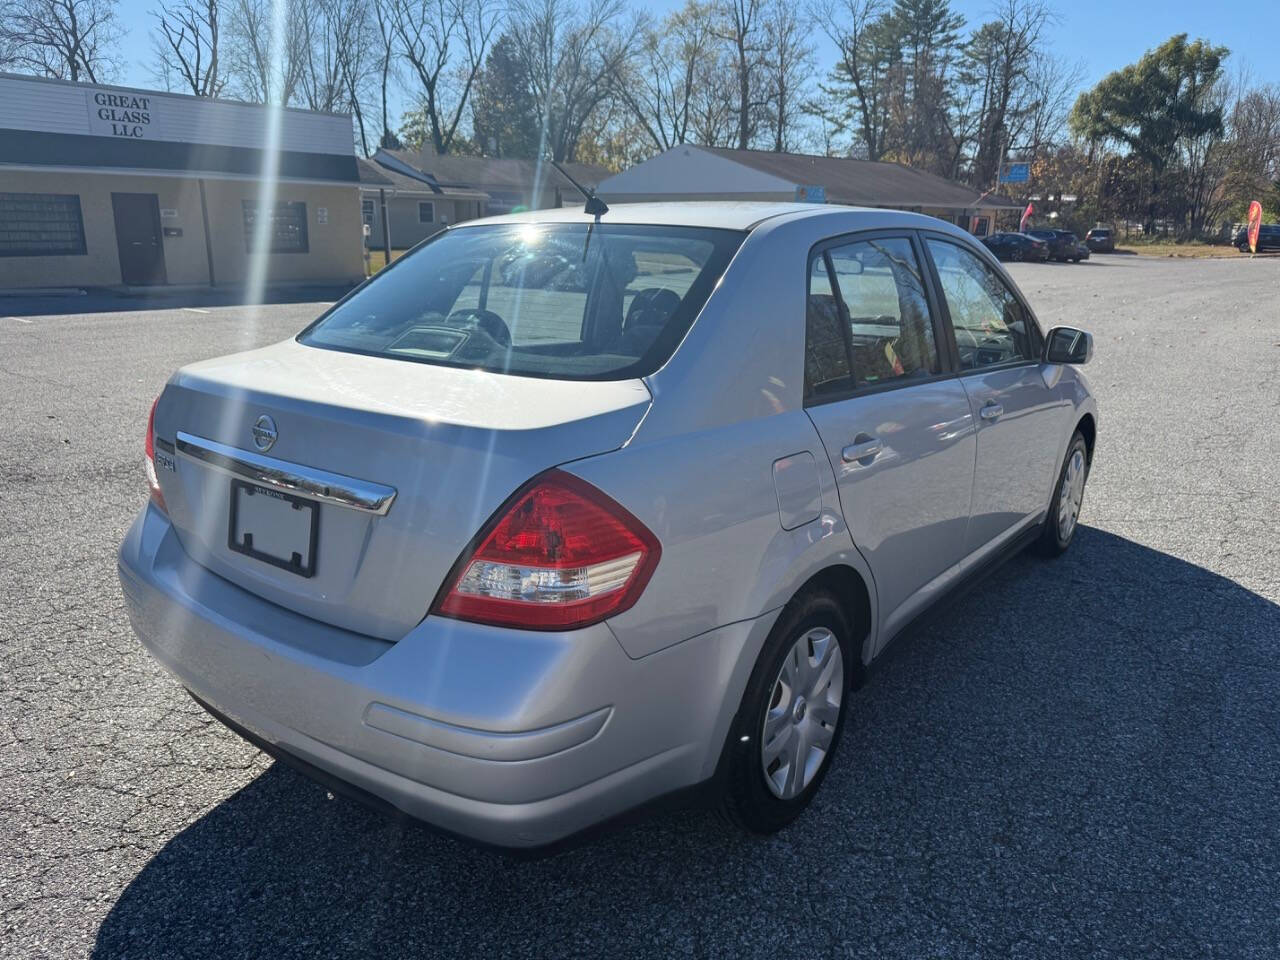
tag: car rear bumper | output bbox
[118,504,771,848]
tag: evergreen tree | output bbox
[471,34,542,158]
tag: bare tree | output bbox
[0,6,22,70]
[508,0,636,162]
[224,0,306,103]
[296,0,346,112]
[1224,83,1280,213]
[391,0,500,154]
[330,0,378,154]
[0,0,122,82]
[617,0,718,152]
[761,0,813,152]
[687,40,739,147]
[1018,53,1081,159]
[811,0,890,160]
[962,0,1055,188]
[151,0,225,96]
[713,0,766,149]
[800,96,848,155]
[372,0,401,147]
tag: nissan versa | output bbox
[118,202,1097,849]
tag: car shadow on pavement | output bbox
[92,526,1280,959]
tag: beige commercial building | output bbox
[0,73,365,290]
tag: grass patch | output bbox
[1111,237,1242,259]
[365,248,412,274]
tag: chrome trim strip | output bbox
[175,431,397,516]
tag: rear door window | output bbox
[805,254,853,398]
[804,236,940,401]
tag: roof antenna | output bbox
[550,160,608,219]
[550,159,608,262]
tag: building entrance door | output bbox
[111,193,168,286]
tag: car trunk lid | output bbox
[153,338,651,641]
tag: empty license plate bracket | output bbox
[227,479,319,578]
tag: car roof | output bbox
[451,201,966,233]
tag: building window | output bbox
[242,200,309,254]
[361,199,374,225]
[418,201,434,224]
[0,192,87,257]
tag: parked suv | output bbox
[1234,223,1280,252]
[119,204,1098,850]
[1085,227,1115,252]
[1027,229,1089,262]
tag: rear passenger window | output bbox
[926,239,1039,368]
[804,237,940,400]
[805,255,853,398]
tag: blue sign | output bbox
[999,162,1030,184]
[795,185,826,203]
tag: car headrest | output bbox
[625,288,682,331]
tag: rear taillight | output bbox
[144,395,167,513]
[433,470,660,631]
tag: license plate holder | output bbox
[227,479,319,578]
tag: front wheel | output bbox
[1035,431,1090,556]
[720,591,853,834]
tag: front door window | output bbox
[926,239,1039,368]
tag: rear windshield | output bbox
[299,222,744,380]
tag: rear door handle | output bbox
[980,401,1003,421]
[842,436,883,463]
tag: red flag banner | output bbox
[1019,203,1034,232]
[1247,201,1263,254]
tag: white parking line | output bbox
[182,307,211,314]
[4,316,33,324]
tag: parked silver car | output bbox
[119,203,1097,850]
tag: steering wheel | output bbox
[445,308,511,347]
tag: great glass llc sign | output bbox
[85,90,155,140]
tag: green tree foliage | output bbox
[1070,34,1228,233]
[470,34,542,158]
[888,0,964,171]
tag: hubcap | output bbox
[1057,448,1087,540]
[760,627,844,800]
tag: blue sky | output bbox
[111,0,1276,102]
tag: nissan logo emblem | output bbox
[251,414,278,452]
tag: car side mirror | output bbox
[1044,326,1093,365]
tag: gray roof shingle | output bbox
[700,146,1019,209]
[378,149,610,196]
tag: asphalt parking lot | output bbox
[3,255,1280,959]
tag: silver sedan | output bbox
[119,202,1097,849]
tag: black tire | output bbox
[1035,431,1090,557]
[720,590,854,834]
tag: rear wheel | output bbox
[721,591,852,833]
[1035,431,1089,556]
